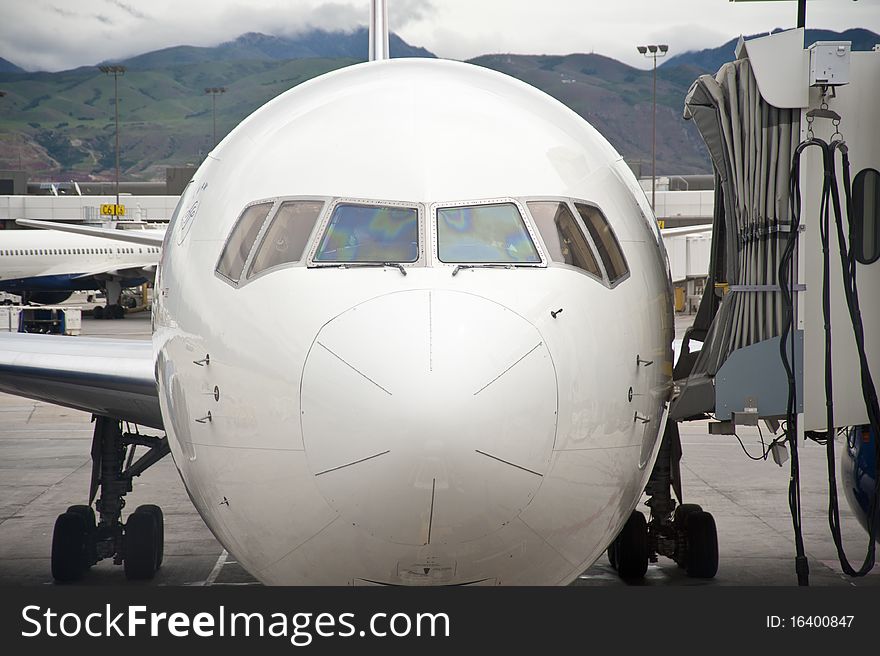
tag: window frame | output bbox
[307,197,425,269]
[243,196,331,285]
[572,200,630,287]
[429,197,546,269]
[522,197,608,284]
[214,198,277,287]
[853,167,880,266]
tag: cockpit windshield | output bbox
[313,203,419,263]
[436,203,540,264]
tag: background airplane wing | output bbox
[0,332,161,429]
[16,219,166,247]
[71,263,156,279]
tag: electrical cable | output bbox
[784,113,880,581]
[780,136,823,586]
[818,137,880,576]
[733,426,785,462]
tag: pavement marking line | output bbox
[204,549,228,586]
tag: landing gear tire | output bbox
[124,510,160,580]
[673,503,703,526]
[65,504,97,568]
[134,504,164,568]
[685,511,718,578]
[615,510,648,580]
[673,503,702,568]
[51,512,89,582]
[608,542,618,571]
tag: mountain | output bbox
[0,57,24,74]
[0,58,357,180]
[117,29,434,70]
[1,28,875,181]
[468,53,709,175]
[664,28,880,75]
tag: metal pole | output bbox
[651,52,657,213]
[99,65,125,210]
[114,71,120,208]
[368,0,390,61]
[204,87,226,150]
[637,45,667,213]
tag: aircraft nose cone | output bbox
[300,290,558,546]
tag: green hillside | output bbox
[2,27,877,182]
[0,58,356,180]
[468,53,709,175]
[0,53,712,180]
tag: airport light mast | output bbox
[98,65,126,210]
[636,44,668,213]
[205,87,227,149]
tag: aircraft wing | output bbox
[16,219,165,248]
[71,263,156,280]
[0,332,162,429]
[22,261,156,280]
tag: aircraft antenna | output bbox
[368,0,390,61]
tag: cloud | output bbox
[2,0,878,73]
[104,0,149,20]
[48,5,77,19]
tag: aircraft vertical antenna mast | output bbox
[368,0,390,61]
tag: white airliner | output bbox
[0,2,709,585]
[0,224,162,317]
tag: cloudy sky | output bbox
[2,0,878,72]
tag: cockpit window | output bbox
[249,200,324,277]
[313,203,418,263]
[574,202,628,283]
[527,201,601,277]
[216,201,273,283]
[436,203,540,264]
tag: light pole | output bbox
[98,65,126,209]
[205,87,226,149]
[636,44,668,213]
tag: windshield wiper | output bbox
[318,262,407,276]
[451,264,514,277]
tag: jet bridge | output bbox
[647,28,880,583]
[671,28,880,435]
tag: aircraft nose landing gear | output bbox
[609,510,649,579]
[674,504,718,578]
[608,422,719,581]
[50,416,169,582]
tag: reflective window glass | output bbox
[216,202,273,283]
[527,201,601,277]
[249,200,324,276]
[313,204,418,263]
[574,202,628,283]
[854,168,880,265]
[436,203,540,264]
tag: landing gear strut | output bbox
[608,421,719,580]
[93,281,126,320]
[50,416,170,582]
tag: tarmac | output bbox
[0,299,877,586]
